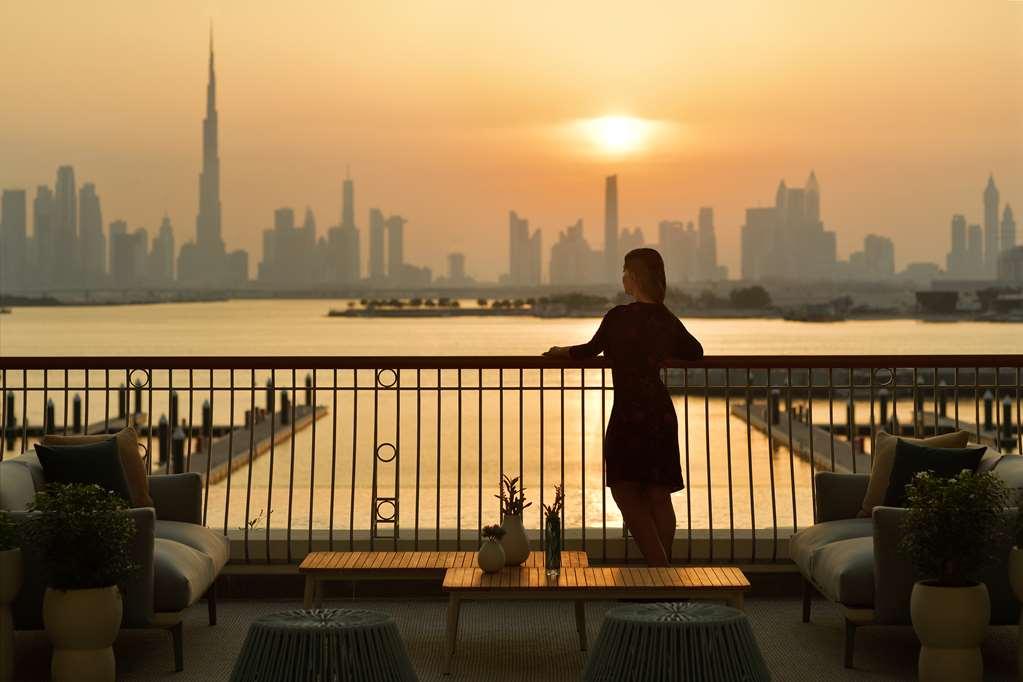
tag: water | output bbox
[2,301,1020,545]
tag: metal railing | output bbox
[2,355,1021,565]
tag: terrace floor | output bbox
[11,595,1020,681]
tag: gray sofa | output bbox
[791,453,1023,668]
[0,451,229,672]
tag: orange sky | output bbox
[2,1,1021,280]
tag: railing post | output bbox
[266,379,275,415]
[304,373,313,406]
[769,388,780,424]
[133,379,143,416]
[938,380,948,417]
[169,390,179,428]
[72,394,82,433]
[280,390,291,425]
[158,414,169,465]
[201,399,212,451]
[118,383,127,419]
[879,388,889,426]
[172,422,186,474]
[983,390,994,431]
[1002,396,1014,449]
[4,392,15,451]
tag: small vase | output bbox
[477,539,505,574]
[500,513,530,566]
[44,585,123,682]
[544,516,562,579]
[910,580,989,682]
[0,548,22,682]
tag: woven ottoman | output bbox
[583,602,770,681]
[230,608,418,681]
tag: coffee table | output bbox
[441,565,750,674]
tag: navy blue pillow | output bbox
[34,439,133,503]
[882,438,987,507]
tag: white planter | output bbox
[43,585,122,682]
[500,514,530,566]
[1008,547,1023,676]
[477,539,506,574]
[0,548,22,682]
[910,580,989,682]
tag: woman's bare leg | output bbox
[611,483,668,566]
[647,485,676,563]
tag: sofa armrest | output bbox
[148,472,202,524]
[122,507,156,628]
[871,506,916,624]
[814,472,870,522]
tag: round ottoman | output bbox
[582,602,770,681]
[230,608,418,682]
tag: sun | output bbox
[579,115,652,155]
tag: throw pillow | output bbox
[34,439,134,503]
[882,439,987,507]
[859,430,970,517]
[42,427,154,508]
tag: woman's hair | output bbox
[623,248,667,303]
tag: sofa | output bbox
[0,450,229,672]
[791,452,1023,668]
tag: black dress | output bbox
[568,302,704,492]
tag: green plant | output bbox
[542,484,564,521]
[0,511,19,551]
[495,475,532,517]
[900,470,1011,587]
[482,524,506,541]
[23,483,138,590]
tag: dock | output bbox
[730,401,872,474]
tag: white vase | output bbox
[1008,547,1023,677]
[910,580,989,682]
[44,585,123,682]
[0,548,22,682]
[500,513,529,566]
[477,539,506,574]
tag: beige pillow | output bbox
[859,430,970,517]
[41,427,154,508]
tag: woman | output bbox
[544,248,703,566]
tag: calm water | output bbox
[3,301,1020,544]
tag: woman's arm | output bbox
[544,309,613,359]
[674,320,704,360]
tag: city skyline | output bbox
[1,2,1020,281]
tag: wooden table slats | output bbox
[300,550,588,572]
[441,565,749,592]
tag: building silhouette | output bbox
[33,185,55,287]
[1001,204,1016,256]
[111,226,148,289]
[78,183,105,285]
[967,223,984,276]
[151,215,176,284]
[549,219,602,285]
[619,227,644,256]
[53,165,78,287]
[1,189,27,291]
[604,175,618,283]
[984,174,999,276]
[658,219,697,282]
[386,215,405,281]
[846,234,895,279]
[946,214,968,277]
[368,208,386,281]
[506,211,542,286]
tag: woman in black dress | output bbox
[544,248,703,566]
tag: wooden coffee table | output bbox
[441,565,749,674]
[299,550,589,608]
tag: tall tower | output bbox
[78,182,105,283]
[196,27,224,255]
[342,172,355,231]
[984,174,999,275]
[53,165,78,286]
[604,175,618,282]
[1001,204,1016,254]
[805,171,820,224]
[368,208,385,280]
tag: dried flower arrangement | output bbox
[542,484,564,521]
[482,524,506,541]
[495,474,532,517]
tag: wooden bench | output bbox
[298,550,589,608]
[441,566,749,674]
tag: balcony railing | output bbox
[2,355,1021,566]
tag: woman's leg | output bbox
[646,485,676,563]
[610,482,668,566]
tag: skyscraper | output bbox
[1001,204,1016,254]
[507,211,542,286]
[342,175,355,233]
[697,207,720,280]
[1,189,27,291]
[368,208,385,280]
[33,186,54,286]
[984,174,999,275]
[78,182,105,284]
[946,214,967,277]
[53,165,78,286]
[386,215,405,282]
[967,223,984,276]
[196,30,224,256]
[604,175,618,283]
[151,215,175,283]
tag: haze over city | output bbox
[2,1,1021,282]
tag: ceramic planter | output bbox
[0,548,22,682]
[1009,547,1023,675]
[500,513,529,566]
[477,539,505,574]
[910,580,989,682]
[43,585,123,682]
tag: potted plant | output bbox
[23,483,138,682]
[478,525,506,574]
[543,485,565,579]
[901,470,1010,682]
[495,474,532,566]
[0,511,21,682]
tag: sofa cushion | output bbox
[34,439,134,503]
[883,440,986,507]
[811,537,875,607]
[789,517,873,577]
[43,427,154,508]
[0,454,46,510]
[992,453,1023,492]
[859,430,970,516]
[155,520,229,573]
[153,538,217,612]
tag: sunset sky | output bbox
[2,1,1021,280]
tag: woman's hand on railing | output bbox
[543,346,570,358]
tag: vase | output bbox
[910,580,989,682]
[0,548,22,682]
[500,513,529,566]
[477,539,505,574]
[1009,547,1023,675]
[544,516,562,579]
[44,585,123,682]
